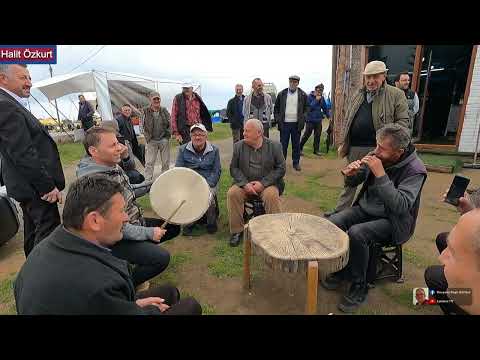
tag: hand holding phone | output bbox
[444,175,470,206]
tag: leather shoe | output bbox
[338,282,368,313]
[323,209,337,218]
[207,223,218,234]
[313,151,322,156]
[182,224,195,236]
[293,164,301,171]
[321,272,345,290]
[229,232,243,247]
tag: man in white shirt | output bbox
[274,75,309,171]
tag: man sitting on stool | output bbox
[227,118,286,247]
[176,123,221,235]
[14,175,202,315]
[322,124,427,313]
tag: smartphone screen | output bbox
[445,175,470,206]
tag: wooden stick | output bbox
[243,225,251,290]
[306,261,319,315]
[160,200,186,229]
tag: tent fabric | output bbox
[32,70,201,122]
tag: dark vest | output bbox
[354,149,427,245]
[174,93,213,133]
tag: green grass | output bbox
[0,274,17,315]
[181,291,217,315]
[402,247,436,269]
[284,173,343,212]
[301,133,338,160]
[151,252,193,287]
[208,123,233,142]
[136,194,152,211]
[208,240,244,278]
[418,153,464,173]
[57,142,86,166]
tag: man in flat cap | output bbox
[274,75,309,171]
[142,91,171,182]
[324,61,410,217]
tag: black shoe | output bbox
[323,209,337,218]
[206,223,218,234]
[300,151,304,156]
[229,232,243,247]
[182,224,195,236]
[313,151,322,156]
[293,164,301,171]
[321,272,345,290]
[338,282,368,313]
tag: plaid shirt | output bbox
[171,94,201,135]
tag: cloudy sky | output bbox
[26,45,332,119]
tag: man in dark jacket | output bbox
[171,83,212,145]
[0,64,65,257]
[142,91,171,181]
[14,175,202,315]
[299,83,330,156]
[227,119,286,247]
[226,84,245,144]
[274,75,309,171]
[116,104,144,165]
[176,123,221,235]
[321,124,427,313]
[77,94,95,131]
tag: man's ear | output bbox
[84,211,103,232]
[88,146,97,157]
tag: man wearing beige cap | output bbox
[171,83,212,145]
[324,60,410,217]
[142,91,172,182]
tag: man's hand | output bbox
[341,160,363,177]
[136,297,170,312]
[41,187,62,204]
[152,227,167,242]
[442,188,474,215]
[361,155,385,178]
[251,181,265,194]
[243,183,258,196]
[175,134,183,143]
[119,143,129,159]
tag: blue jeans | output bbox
[280,122,301,165]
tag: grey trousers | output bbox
[144,138,170,181]
[334,145,374,212]
[328,206,392,284]
[232,127,244,144]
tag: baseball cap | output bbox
[190,123,207,133]
[149,91,160,98]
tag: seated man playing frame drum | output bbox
[175,123,221,235]
[227,118,286,247]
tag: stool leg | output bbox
[306,261,319,315]
[243,226,251,290]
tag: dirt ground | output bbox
[2,128,479,315]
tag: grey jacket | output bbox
[346,149,424,217]
[76,156,154,241]
[142,106,171,143]
[243,92,273,127]
[230,137,286,194]
[339,83,410,158]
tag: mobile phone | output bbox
[445,175,470,206]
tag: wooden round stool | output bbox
[243,213,349,314]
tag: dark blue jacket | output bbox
[175,141,221,188]
[306,92,330,124]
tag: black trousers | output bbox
[20,196,61,257]
[111,218,180,287]
[424,232,468,315]
[328,206,393,284]
[263,123,270,138]
[136,283,202,315]
[179,128,191,145]
[280,122,301,165]
[231,127,244,144]
[300,122,322,153]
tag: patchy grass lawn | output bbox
[418,153,464,173]
[208,123,232,142]
[0,274,17,315]
[57,142,86,166]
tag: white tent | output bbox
[32,70,201,121]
